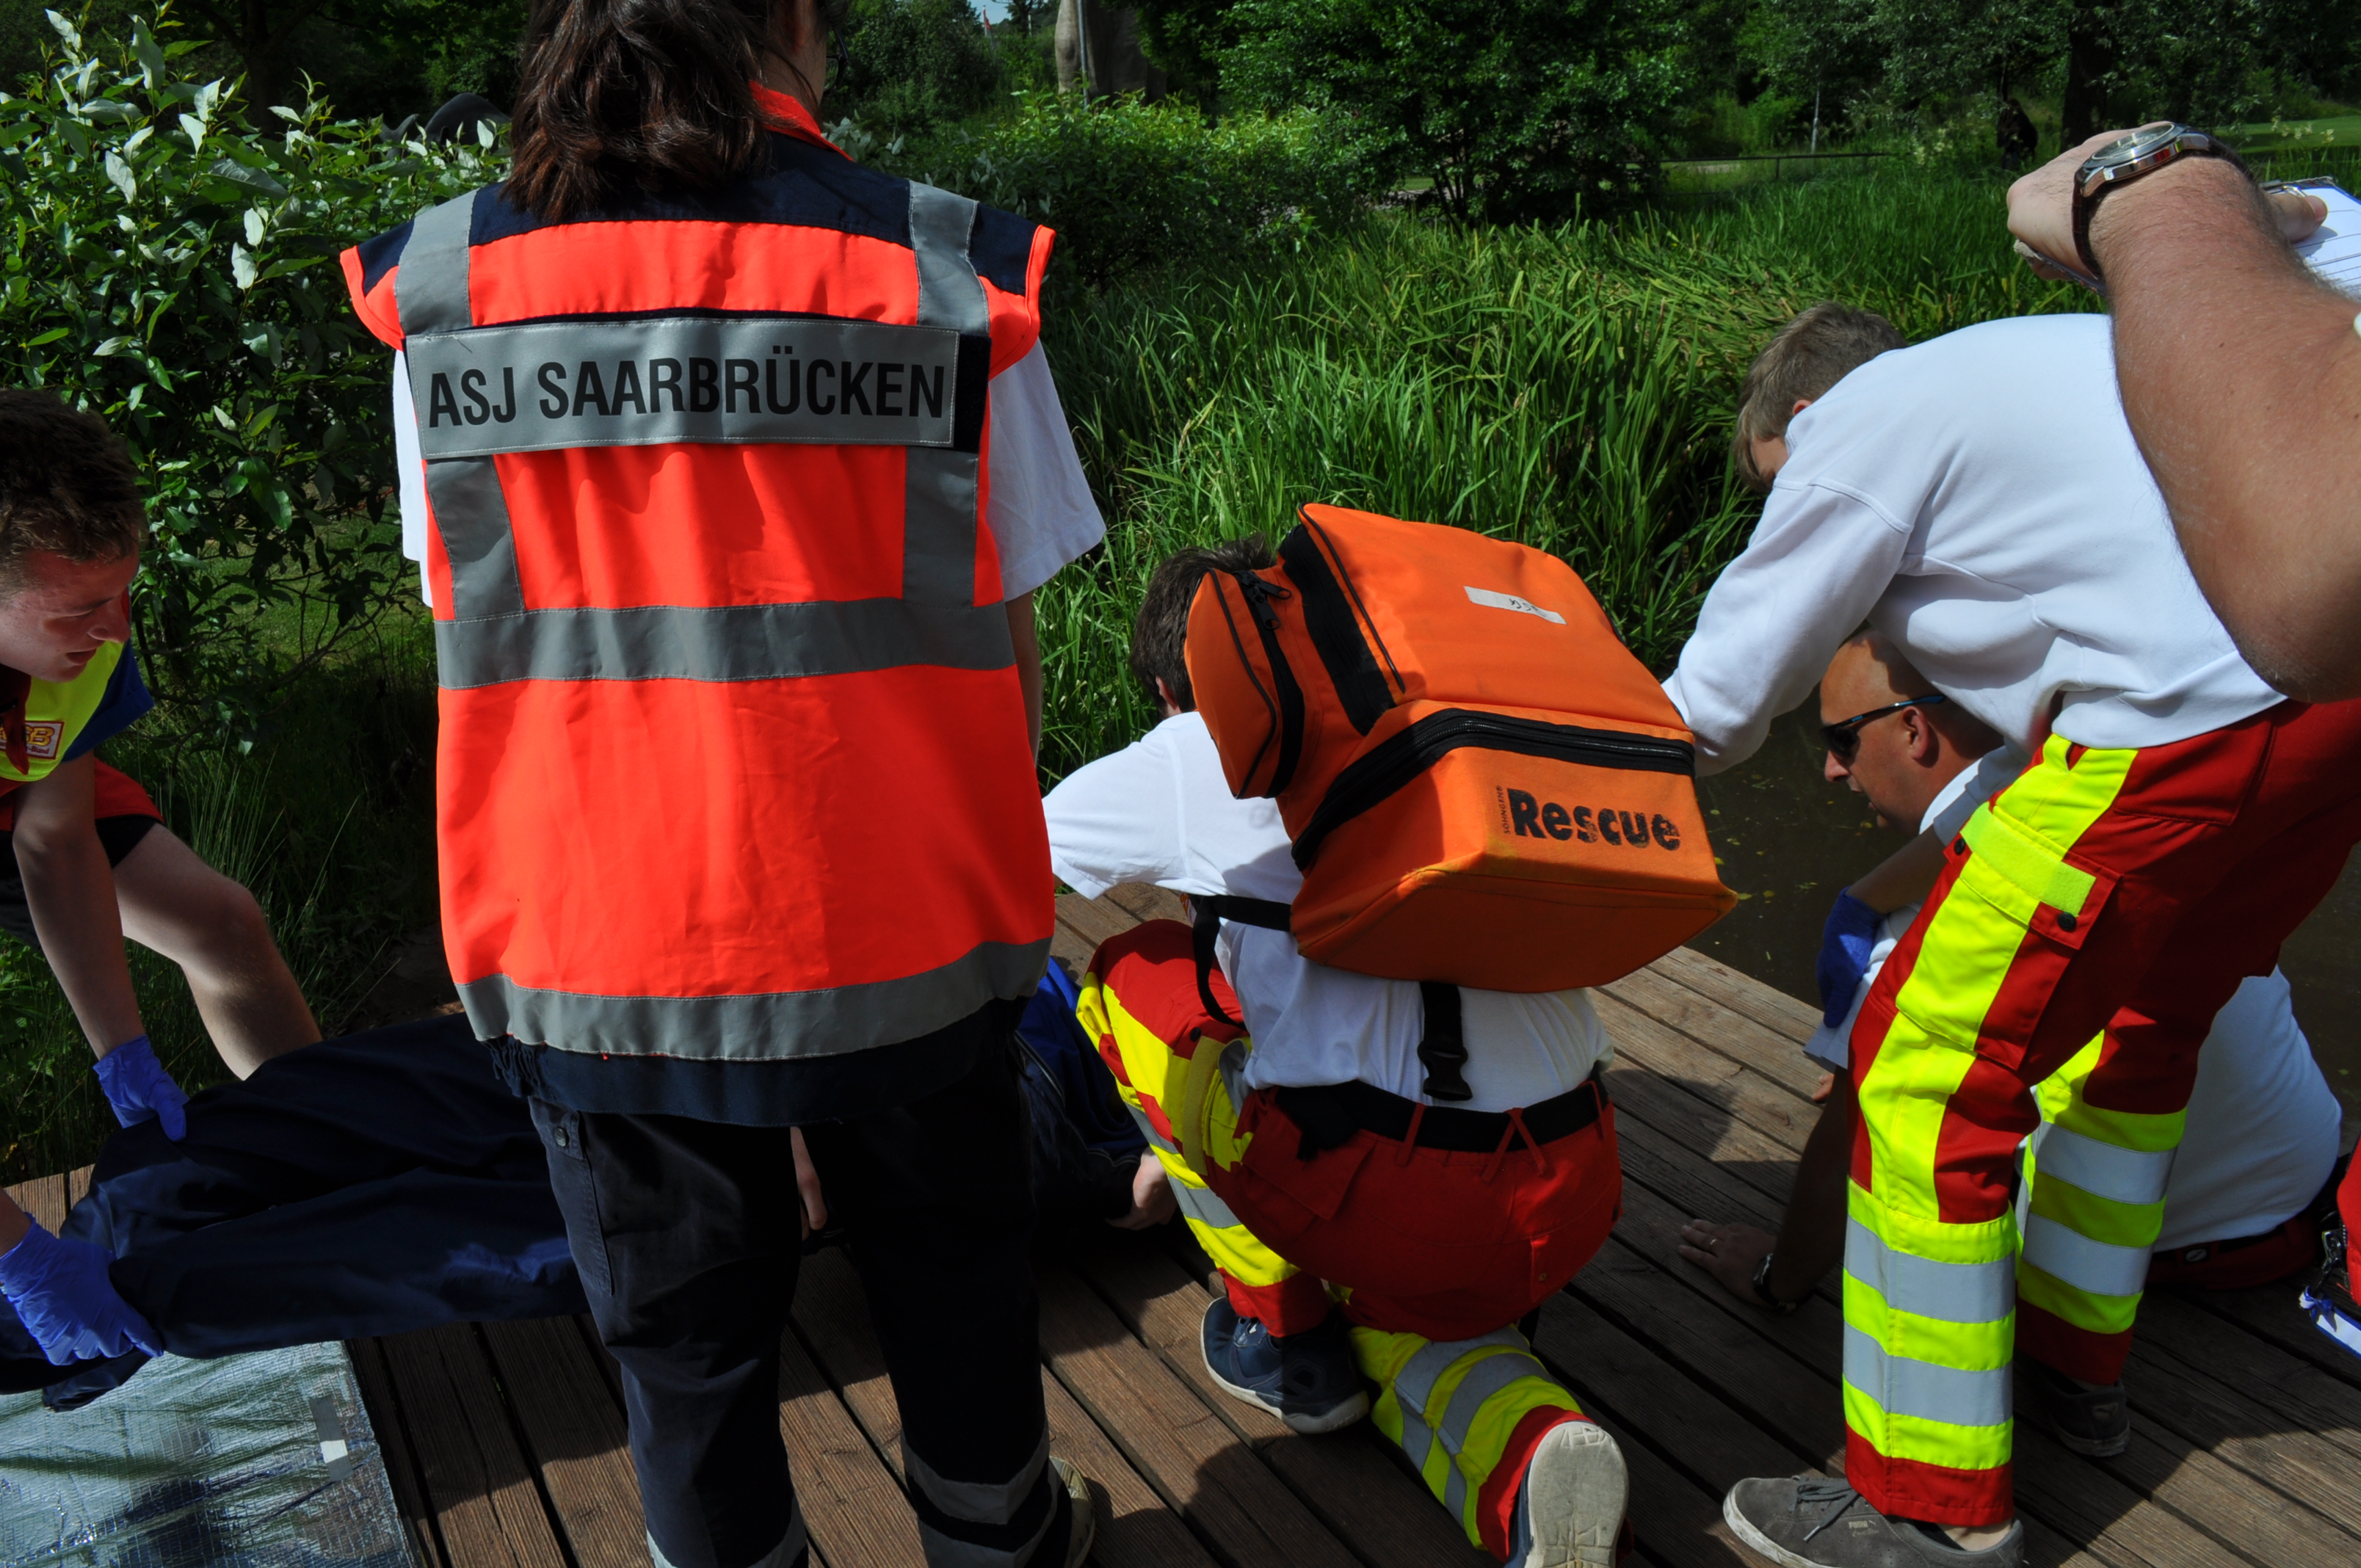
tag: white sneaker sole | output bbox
[1200,1342,1371,1434]
[1519,1419,1628,1567]
[1722,1489,1824,1568]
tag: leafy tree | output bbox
[1225,0,1688,224]
[0,11,486,735]
[831,0,1003,139]
[1130,0,1238,99]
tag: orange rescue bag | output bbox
[1184,504,1737,991]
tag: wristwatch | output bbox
[2072,123,2248,283]
[1751,1252,1802,1315]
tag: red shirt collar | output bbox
[750,81,841,153]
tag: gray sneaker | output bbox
[2020,1360,2130,1457]
[1723,1476,2024,1567]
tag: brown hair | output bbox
[507,0,819,221]
[0,391,145,592]
[1732,304,1906,491]
[1131,536,1275,711]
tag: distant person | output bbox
[1995,98,2036,169]
[2006,126,2351,699]
[1676,633,2340,1458]
[1667,302,2361,1567]
[0,391,321,1368]
[1045,539,1632,1568]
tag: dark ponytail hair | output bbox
[509,0,806,220]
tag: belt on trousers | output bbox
[1274,1066,1610,1158]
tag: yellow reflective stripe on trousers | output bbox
[2014,1037,2180,1334]
[1846,738,2139,1489]
[1353,1325,1581,1549]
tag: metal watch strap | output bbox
[1752,1252,1802,1315]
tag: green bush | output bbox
[855,92,1376,292]
[831,0,1003,141]
[0,11,481,738]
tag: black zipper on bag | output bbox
[1280,521,1395,736]
[1291,708,1697,870]
[1227,571,1306,796]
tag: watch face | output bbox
[2095,123,2184,168]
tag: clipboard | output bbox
[2267,175,2361,300]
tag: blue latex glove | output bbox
[0,1220,162,1365]
[93,1035,187,1141]
[1816,890,1885,1028]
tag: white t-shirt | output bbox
[1663,314,2282,772]
[1044,712,1611,1111]
[1805,753,2338,1251]
[391,339,1104,606]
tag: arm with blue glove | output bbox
[1815,830,1951,1028]
[11,759,185,1139]
[0,1194,160,1365]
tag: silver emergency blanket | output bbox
[0,1340,414,1568]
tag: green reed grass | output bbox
[1034,170,2097,780]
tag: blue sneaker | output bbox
[1200,1299,1370,1434]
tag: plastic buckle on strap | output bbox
[1416,981,1473,1103]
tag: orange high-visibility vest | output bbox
[341,91,1054,1063]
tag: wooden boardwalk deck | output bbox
[15,883,2361,1568]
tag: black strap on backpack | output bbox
[1415,981,1473,1103]
[1190,895,1293,1027]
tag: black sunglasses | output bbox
[1822,693,1947,763]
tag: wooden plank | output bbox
[349,1336,454,1568]
[1072,1233,1493,1568]
[1595,991,1820,1158]
[2180,1281,2361,1393]
[775,1323,927,1568]
[792,1246,1212,1568]
[66,1164,92,1208]
[479,1318,650,1568]
[1059,893,1148,962]
[1037,1263,1361,1568]
[1603,965,1829,1102]
[2128,1289,2361,1462]
[376,1323,570,1568]
[4,1172,66,1233]
[1644,947,1823,1045]
[1100,884,1190,926]
[1600,1052,1801,1213]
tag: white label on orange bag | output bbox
[1463,585,1565,624]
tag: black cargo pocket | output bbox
[527,1097,613,1299]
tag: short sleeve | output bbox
[1043,725,1189,899]
[987,342,1104,600]
[65,641,154,760]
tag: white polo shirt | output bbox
[1044,711,1610,1111]
[1664,313,2282,772]
[391,339,1105,605]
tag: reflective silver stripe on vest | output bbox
[649,1506,805,1568]
[432,598,1012,689]
[405,316,960,460]
[458,936,1051,1060]
[1843,1216,2014,1325]
[394,180,1001,687]
[1841,1322,2010,1429]
[1168,1172,1243,1233]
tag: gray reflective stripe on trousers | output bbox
[1841,1322,2009,1429]
[905,1430,1048,1527]
[2032,1122,2176,1207]
[2020,1212,2152,1299]
[458,937,1048,1062]
[1392,1328,1527,1420]
[648,1507,806,1568]
[432,598,1012,689]
[394,181,996,684]
[915,1511,1054,1568]
[1843,1216,2014,1324]
[1436,1348,1553,1456]
[1398,1407,1435,1471]
[405,315,961,460]
[1124,1101,1179,1159]
[1169,1172,1242,1232]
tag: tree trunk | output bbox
[2059,3,2114,148]
[240,0,281,112]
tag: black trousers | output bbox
[534,1022,1064,1568]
